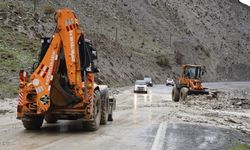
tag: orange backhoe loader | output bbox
[172,64,209,102]
[17,8,115,130]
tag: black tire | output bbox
[22,116,44,130]
[45,114,57,123]
[83,90,101,131]
[100,91,109,125]
[172,87,180,102]
[180,87,189,101]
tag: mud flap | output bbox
[108,96,116,121]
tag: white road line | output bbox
[151,122,167,150]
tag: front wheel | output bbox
[172,87,180,102]
[83,90,101,131]
[180,87,189,101]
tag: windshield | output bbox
[144,77,151,81]
[184,67,201,79]
[135,81,146,85]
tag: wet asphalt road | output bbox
[0,82,249,150]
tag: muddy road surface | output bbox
[0,82,250,150]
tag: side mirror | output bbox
[201,71,204,76]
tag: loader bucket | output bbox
[188,89,209,95]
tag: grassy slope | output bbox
[229,144,250,150]
[0,22,39,98]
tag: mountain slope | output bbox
[0,0,250,97]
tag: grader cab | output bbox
[172,64,209,102]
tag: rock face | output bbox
[0,0,250,92]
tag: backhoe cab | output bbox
[172,64,209,102]
[17,8,115,131]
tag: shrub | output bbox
[176,51,183,65]
[156,55,170,67]
[43,4,55,15]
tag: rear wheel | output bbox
[172,87,180,102]
[83,90,101,131]
[22,116,44,130]
[100,91,109,125]
[180,87,189,101]
[45,114,57,123]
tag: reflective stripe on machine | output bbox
[18,92,24,105]
[35,86,45,94]
[39,66,48,77]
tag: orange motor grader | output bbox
[172,64,209,102]
[17,8,115,130]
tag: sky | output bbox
[239,0,250,6]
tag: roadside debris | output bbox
[0,98,17,115]
[183,89,250,110]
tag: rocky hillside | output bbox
[0,0,250,97]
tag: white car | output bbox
[166,78,174,86]
[134,80,148,93]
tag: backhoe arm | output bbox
[18,33,61,117]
